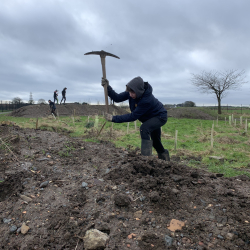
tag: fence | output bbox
[203,105,250,114]
[0,101,31,112]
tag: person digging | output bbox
[48,100,57,116]
[101,76,170,161]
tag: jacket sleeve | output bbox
[107,86,129,103]
[112,100,151,123]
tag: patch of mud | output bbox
[0,124,250,249]
[216,136,241,144]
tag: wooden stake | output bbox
[97,122,106,137]
[211,123,214,149]
[94,115,99,128]
[134,121,137,131]
[127,122,129,134]
[174,130,178,151]
[36,118,38,129]
[88,116,89,123]
[240,116,242,125]
[245,118,248,132]
[110,122,113,138]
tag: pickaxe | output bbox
[84,50,120,113]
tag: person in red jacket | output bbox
[101,77,170,161]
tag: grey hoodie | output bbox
[126,76,145,98]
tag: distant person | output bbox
[53,90,59,104]
[60,87,67,104]
[101,76,170,161]
[48,100,57,116]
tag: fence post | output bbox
[94,115,99,128]
[36,118,39,129]
[211,123,214,149]
[174,130,178,151]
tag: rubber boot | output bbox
[141,139,152,156]
[158,149,170,161]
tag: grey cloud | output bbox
[0,0,250,106]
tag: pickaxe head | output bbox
[84,50,120,113]
[84,50,120,59]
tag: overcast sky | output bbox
[1,0,250,106]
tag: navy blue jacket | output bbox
[49,102,56,110]
[107,82,167,123]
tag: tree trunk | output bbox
[217,97,222,114]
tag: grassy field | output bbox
[1,111,250,178]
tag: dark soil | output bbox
[1,106,249,249]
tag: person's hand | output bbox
[104,113,113,122]
[101,78,109,87]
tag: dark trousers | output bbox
[140,116,167,154]
[61,96,66,103]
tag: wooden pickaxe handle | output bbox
[100,56,109,113]
[84,50,120,114]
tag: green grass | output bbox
[0,113,250,178]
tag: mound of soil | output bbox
[9,104,215,120]
[0,124,249,249]
[10,104,129,118]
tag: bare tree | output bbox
[184,101,196,107]
[37,99,47,104]
[12,97,23,104]
[191,70,247,114]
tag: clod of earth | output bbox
[83,229,109,250]
[167,219,186,232]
